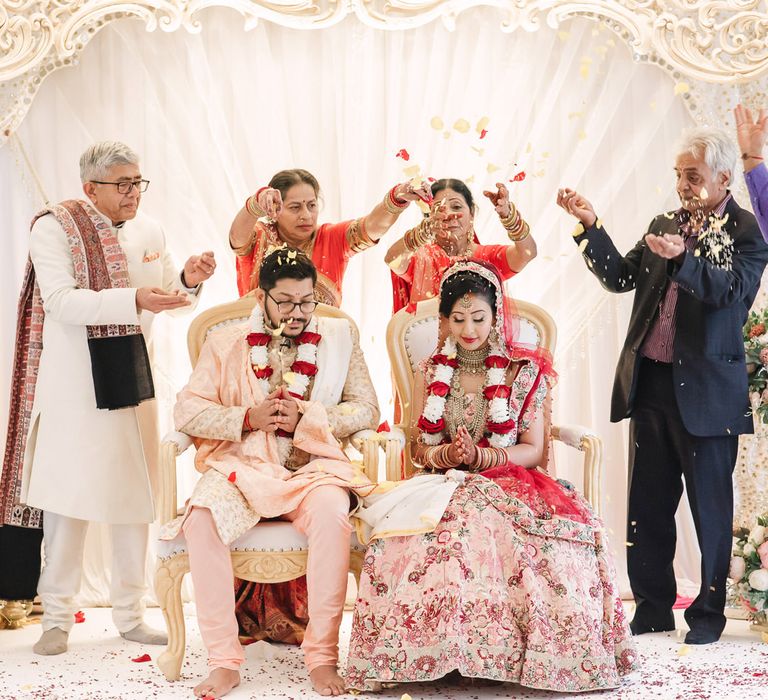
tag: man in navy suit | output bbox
[557,127,768,644]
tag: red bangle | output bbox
[742,153,764,161]
[243,410,252,432]
[389,187,408,208]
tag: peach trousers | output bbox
[183,484,352,671]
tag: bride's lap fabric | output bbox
[345,474,637,692]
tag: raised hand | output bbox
[483,182,511,218]
[455,426,477,465]
[734,104,768,169]
[183,251,216,287]
[556,188,597,228]
[645,232,685,260]
[393,180,433,205]
[257,187,283,220]
[136,287,190,313]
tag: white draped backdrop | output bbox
[1,7,718,605]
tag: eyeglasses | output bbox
[266,291,318,315]
[91,179,150,194]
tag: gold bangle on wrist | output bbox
[245,194,267,219]
[384,187,409,215]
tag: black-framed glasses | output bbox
[266,291,318,315]
[91,179,150,194]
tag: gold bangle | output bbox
[245,194,266,219]
[507,221,530,242]
[383,187,409,215]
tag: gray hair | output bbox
[79,141,140,183]
[676,127,739,185]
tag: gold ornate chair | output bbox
[153,297,380,682]
[382,297,603,511]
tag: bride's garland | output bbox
[246,305,321,454]
[418,336,515,449]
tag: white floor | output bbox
[1,607,768,699]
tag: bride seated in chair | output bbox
[345,259,638,693]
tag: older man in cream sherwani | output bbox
[1,141,216,656]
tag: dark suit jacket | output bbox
[574,196,768,437]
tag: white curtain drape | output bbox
[0,7,700,605]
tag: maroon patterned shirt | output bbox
[640,194,732,363]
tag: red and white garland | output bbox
[246,305,321,452]
[418,336,516,449]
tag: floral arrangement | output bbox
[729,513,768,621]
[744,308,768,424]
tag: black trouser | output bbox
[0,523,43,599]
[627,359,738,636]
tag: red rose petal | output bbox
[479,129,488,139]
[396,148,410,161]
[510,171,527,182]
[131,653,152,663]
[228,471,237,483]
[376,421,391,433]
[74,611,85,623]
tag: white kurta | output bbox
[20,206,198,524]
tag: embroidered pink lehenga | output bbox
[345,261,637,693]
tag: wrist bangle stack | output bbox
[423,444,459,470]
[243,410,252,433]
[384,186,410,215]
[403,219,434,252]
[469,446,508,472]
[245,188,268,219]
[499,203,531,242]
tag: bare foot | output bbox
[309,665,346,696]
[193,667,240,698]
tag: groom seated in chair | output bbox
[163,248,379,697]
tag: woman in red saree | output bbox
[385,178,537,313]
[346,260,636,692]
[231,168,428,306]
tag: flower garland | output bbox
[246,305,321,453]
[418,335,516,450]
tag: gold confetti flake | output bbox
[465,175,475,183]
[568,111,583,120]
[430,116,444,130]
[578,130,587,141]
[674,81,690,95]
[475,116,490,134]
[579,56,593,79]
[443,131,451,139]
[283,371,298,384]
[403,165,421,178]
[486,163,500,174]
[541,151,550,159]
[677,644,691,656]
[471,147,485,156]
[557,31,570,41]
[453,118,470,133]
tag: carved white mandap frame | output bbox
[2,0,768,143]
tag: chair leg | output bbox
[154,554,189,682]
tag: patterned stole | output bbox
[0,200,153,528]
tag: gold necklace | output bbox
[456,344,490,374]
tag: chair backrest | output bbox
[386,297,557,474]
[186,295,354,366]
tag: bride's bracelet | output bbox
[403,219,434,252]
[422,444,459,470]
[499,203,530,243]
[469,446,508,472]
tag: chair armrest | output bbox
[157,433,193,526]
[349,430,380,483]
[382,426,407,482]
[551,424,603,516]
[161,431,194,455]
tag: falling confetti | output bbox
[579,56,593,79]
[557,30,570,41]
[674,81,690,95]
[578,130,587,141]
[442,131,451,139]
[486,163,500,174]
[228,471,237,483]
[131,654,152,663]
[403,165,421,178]
[475,116,489,133]
[74,611,85,624]
[568,111,584,120]
[395,148,410,161]
[471,146,485,156]
[510,171,526,182]
[479,129,488,139]
[453,118,470,133]
[430,116,444,130]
